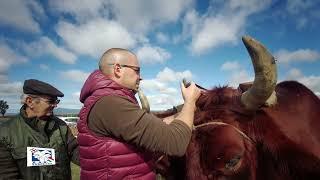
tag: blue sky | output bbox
[1,0,320,113]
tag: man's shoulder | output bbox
[52,116,69,127]
[98,95,134,106]
[92,95,141,117]
[0,115,21,130]
[100,95,131,101]
[0,116,21,146]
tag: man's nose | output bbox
[139,77,143,81]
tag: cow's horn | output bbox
[241,36,277,111]
[138,88,150,113]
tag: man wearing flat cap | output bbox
[0,79,79,180]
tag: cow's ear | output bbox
[238,82,253,93]
[230,97,257,117]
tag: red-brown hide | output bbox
[179,80,320,180]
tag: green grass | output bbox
[71,163,80,180]
[0,116,10,125]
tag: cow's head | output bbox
[188,124,257,179]
[184,36,278,179]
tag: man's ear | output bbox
[25,96,34,108]
[114,63,122,77]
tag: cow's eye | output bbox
[225,155,241,170]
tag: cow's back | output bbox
[254,81,320,179]
[265,81,320,157]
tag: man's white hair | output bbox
[20,94,39,104]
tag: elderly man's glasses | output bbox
[40,98,60,105]
[108,63,140,74]
[30,95,60,105]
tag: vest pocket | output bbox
[11,147,27,160]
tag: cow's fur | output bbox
[169,80,320,180]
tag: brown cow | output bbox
[150,36,320,180]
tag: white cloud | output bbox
[1,95,23,113]
[275,49,320,64]
[145,94,183,110]
[0,81,23,96]
[286,0,315,15]
[50,0,193,35]
[60,70,90,83]
[220,60,253,87]
[156,32,169,44]
[227,0,272,12]
[56,19,136,58]
[138,83,183,111]
[222,61,320,94]
[23,37,77,64]
[285,0,320,29]
[51,0,193,60]
[285,68,320,95]
[49,0,106,22]
[296,76,320,94]
[159,87,178,95]
[178,0,272,55]
[139,67,194,110]
[0,74,8,83]
[156,67,192,83]
[0,61,10,74]
[141,81,178,95]
[228,70,253,87]
[72,92,80,97]
[286,68,303,79]
[0,43,28,73]
[221,61,241,71]
[140,79,167,92]
[59,91,82,109]
[109,0,193,33]
[136,45,171,64]
[190,15,242,54]
[27,0,47,21]
[179,10,200,41]
[0,0,42,33]
[0,44,25,111]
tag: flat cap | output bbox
[23,79,64,97]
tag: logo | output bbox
[27,147,56,166]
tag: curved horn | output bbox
[241,36,277,111]
[138,89,150,113]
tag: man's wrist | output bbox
[183,101,196,111]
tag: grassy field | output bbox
[0,116,10,124]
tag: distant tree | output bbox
[0,100,9,117]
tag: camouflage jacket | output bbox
[0,107,79,180]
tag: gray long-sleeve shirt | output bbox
[88,95,192,156]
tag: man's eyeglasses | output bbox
[40,98,60,105]
[108,63,140,74]
[30,95,60,105]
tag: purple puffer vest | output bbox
[77,70,155,180]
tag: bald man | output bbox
[77,48,201,179]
